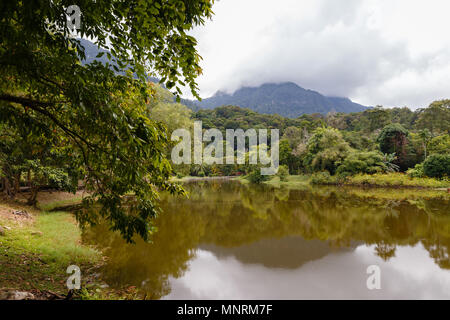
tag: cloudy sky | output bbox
[185,0,450,109]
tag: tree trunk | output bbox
[27,186,39,207]
[3,177,14,198]
[13,172,21,195]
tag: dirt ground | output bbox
[14,190,87,205]
[0,190,83,220]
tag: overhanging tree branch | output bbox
[0,94,61,109]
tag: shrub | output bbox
[336,151,386,176]
[246,167,270,184]
[277,165,290,182]
[348,173,448,188]
[176,172,185,179]
[304,127,351,174]
[407,163,425,178]
[310,171,336,185]
[423,154,450,178]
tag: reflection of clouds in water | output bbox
[164,244,450,300]
[358,244,450,299]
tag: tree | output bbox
[377,124,409,171]
[304,127,351,174]
[382,153,400,173]
[281,126,303,149]
[336,151,387,176]
[415,100,450,135]
[418,129,432,160]
[279,139,292,168]
[365,107,391,132]
[428,134,450,155]
[276,165,290,182]
[0,1,214,242]
[423,154,450,178]
[0,108,77,204]
[148,89,193,134]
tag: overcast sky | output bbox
[185,0,450,109]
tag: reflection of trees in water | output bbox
[82,181,450,298]
[200,236,355,269]
[423,240,450,269]
[375,243,397,261]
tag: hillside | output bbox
[191,82,367,118]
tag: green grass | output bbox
[308,172,449,189]
[38,196,84,212]
[239,172,449,192]
[346,173,450,188]
[0,197,149,299]
[338,186,450,200]
[171,175,241,183]
[0,208,100,295]
[264,175,310,188]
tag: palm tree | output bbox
[383,153,400,172]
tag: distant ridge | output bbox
[77,39,367,117]
[189,82,367,118]
[78,38,159,82]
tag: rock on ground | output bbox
[0,290,35,300]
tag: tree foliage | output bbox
[423,154,450,179]
[0,1,214,241]
[304,127,351,174]
[336,151,387,176]
[415,100,450,135]
[377,123,410,171]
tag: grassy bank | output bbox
[310,172,449,189]
[171,176,240,183]
[0,193,142,300]
[235,172,448,190]
[176,172,449,190]
[241,173,450,200]
[0,198,98,297]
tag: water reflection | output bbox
[82,181,450,299]
[165,245,450,300]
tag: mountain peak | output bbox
[213,90,228,97]
[193,82,367,118]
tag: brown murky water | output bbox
[83,181,450,299]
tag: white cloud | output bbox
[164,245,450,299]
[186,0,450,109]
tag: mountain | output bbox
[190,82,367,118]
[76,40,367,117]
[78,39,159,82]
[78,38,110,65]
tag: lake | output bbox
[83,180,450,299]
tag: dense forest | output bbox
[2,81,449,203]
[171,96,450,181]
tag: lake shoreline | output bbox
[174,173,450,190]
[0,192,142,300]
[1,173,448,300]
